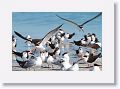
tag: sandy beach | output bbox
[12,57,102,71]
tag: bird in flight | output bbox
[56,12,102,32]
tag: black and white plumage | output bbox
[75,47,84,59]
[56,13,102,32]
[25,35,32,46]
[83,51,101,67]
[40,24,63,45]
[60,52,72,70]
[30,24,63,53]
[47,53,55,69]
[12,35,17,48]
[65,33,75,39]
[12,50,32,61]
[16,56,36,70]
[14,31,42,46]
[12,35,17,60]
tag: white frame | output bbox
[0,0,114,83]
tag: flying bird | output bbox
[56,12,102,32]
[40,24,63,45]
[14,31,42,46]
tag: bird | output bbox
[60,59,71,71]
[12,50,33,61]
[25,35,32,46]
[15,56,36,71]
[35,55,43,67]
[83,51,101,67]
[75,47,84,59]
[73,40,82,46]
[40,51,48,62]
[47,53,55,69]
[31,24,63,53]
[40,24,63,45]
[59,52,72,70]
[88,43,101,50]
[12,35,17,49]
[12,35,17,60]
[14,31,42,46]
[86,33,92,44]
[64,33,75,39]
[56,13,102,32]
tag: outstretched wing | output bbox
[12,51,22,58]
[56,15,79,26]
[80,12,102,26]
[40,24,63,45]
[56,15,83,32]
[14,31,31,42]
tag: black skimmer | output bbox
[60,52,72,70]
[12,50,33,61]
[15,56,36,70]
[86,33,92,44]
[12,35,17,60]
[35,55,43,67]
[73,40,82,46]
[49,42,55,49]
[88,43,101,50]
[40,24,63,45]
[31,24,63,53]
[83,51,101,67]
[56,13,102,32]
[25,35,32,46]
[12,35,17,48]
[47,53,55,69]
[75,47,84,59]
[60,58,71,71]
[64,33,75,39]
[14,31,42,46]
[40,51,48,62]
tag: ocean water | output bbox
[12,12,102,52]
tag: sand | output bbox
[12,58,102,71]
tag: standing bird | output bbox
[47,53,55,69]
[56,12,102,32]
[60,52,72,70]
[25,35,32,46]
[12,35,17,49]
[12,35,17,60]
[83,51,101,67]
[15,56,36,71]
[75,47,84,59]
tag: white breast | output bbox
[47,56,54,64]
[65,34,69,39]
[35,56,42,66]
[62,62,71,70]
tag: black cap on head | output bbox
[92,33,96,36]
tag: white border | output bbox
[0,0,114,83]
